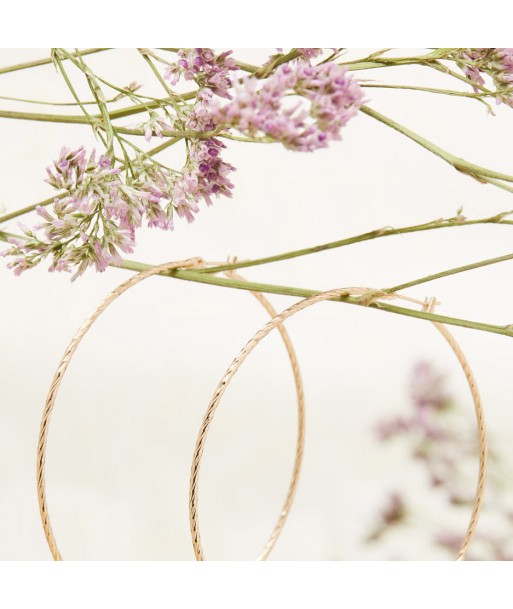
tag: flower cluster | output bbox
[3,50,363,280]
[375,361,453,445]
[164,48,238,99]
[3,148,147,279]
[296,48,324,60]
[211,61,364,151]
[2,143,234,280]
[138,111,175,142]
[452,48,513,106]
[366,493,408,542]
[368,361,513,560]
[172,138,235,223]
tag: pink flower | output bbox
[453,48,513,106]
[164,48,238,99]
[211,61,364,151]
[138,113,175,142]
[170,138,235,224]
[296,48,323,60]
[3,140,236,279]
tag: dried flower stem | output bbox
[197,212,513,274]
[0,48,110,76]
[3,223,513,339]
[386,251,513,293]
[360,83,497,111]
[361,105,513,191]
[114,259,513,339]
[3,99,513,197]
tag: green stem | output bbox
[0,108,95,124]
[481,177,513,195]
[254,49,301,78]
[61,49,162,111]
[138,49,175,98]
[342,51,445,72]
[156,48,260,74]
[360,83,496,109]
[428,60,498,96]
[109,125,212,139]
[113,259,513,339]
[0,48,110,76]
[386,252,513,293]
[52,52,103,142]
[110,90,197,116]
[346,60,424,71]
[197,212,513,274]
[0,93,198,125]
[0,195,57,225]
[0,92,129,107]
[2,228,513,339]
[361,105,513,185]
[342,49,457,72]
[65,49,117,156]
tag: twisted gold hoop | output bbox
[189,288,487,561]
[37,259,305,560]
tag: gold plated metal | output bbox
[37,259,305,560]
[189,288,487,561]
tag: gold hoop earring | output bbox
[189,289,487,561]
[37,259,305,560]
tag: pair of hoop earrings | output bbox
[37,259,487,561]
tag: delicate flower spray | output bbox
[368,362,513,560]
[4,48,513,281]
[2,48,364,279]
[3,48,513,561]
[452,48,513,106]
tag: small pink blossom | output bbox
[211,61,364,151]
[164,48,238,99]
[296,48,323,60]
[453,48,513,106]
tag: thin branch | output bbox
[360,83,495,112]
[341,49,449,72]
[361,105,513,186]
[0,48,110,76]
[0,93,198,125]
[3,226,513,338]
[0,109,95,124]
[111,258,513,339]
[197,213,513,274]
[0,92,132,107]
[386,252,513,293]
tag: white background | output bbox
[2,48,513,561]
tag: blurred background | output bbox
[1,48,513,560]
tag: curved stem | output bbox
[361,105,513,186]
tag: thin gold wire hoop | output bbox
[224,269,305,561]
[189,288,488,561]
[37,259,305,561]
